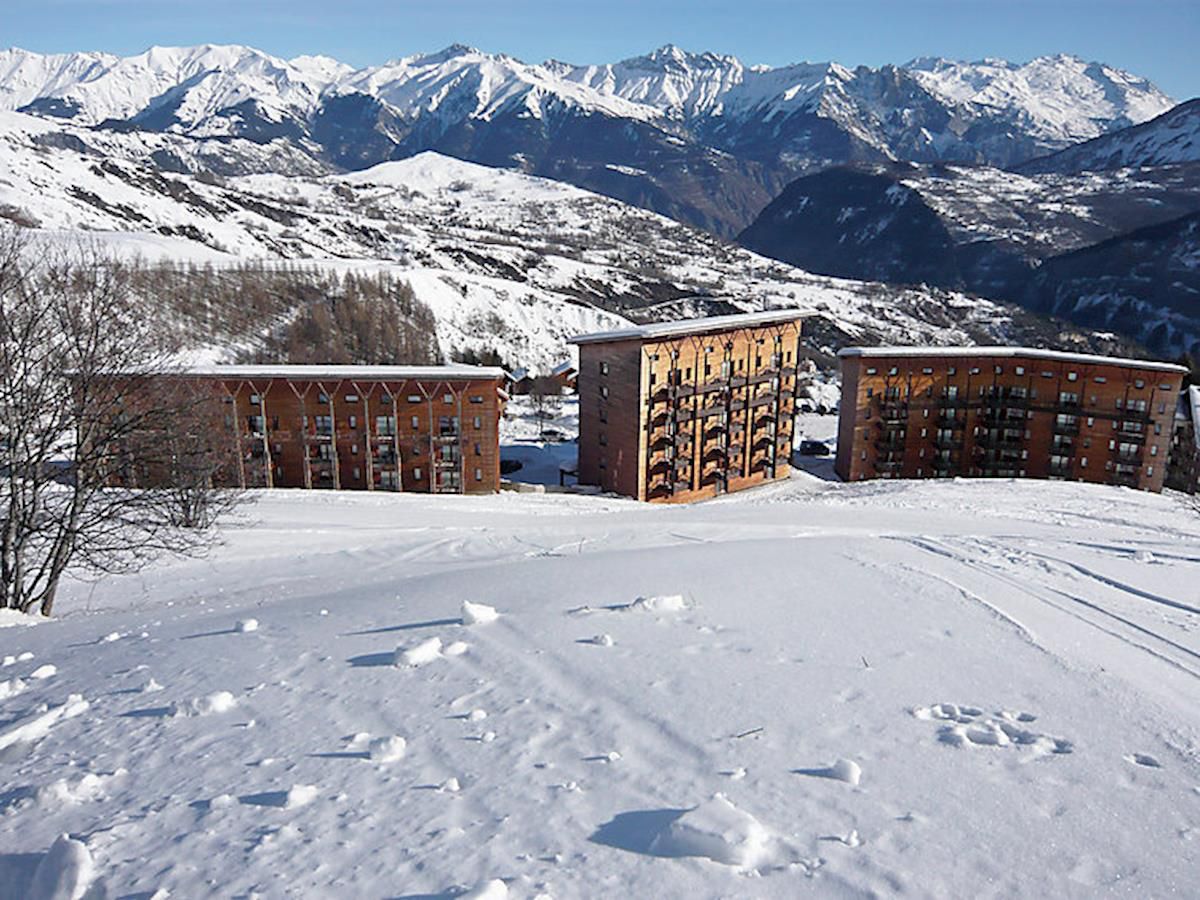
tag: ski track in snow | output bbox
[0,476,1198,896]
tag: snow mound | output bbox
[30,664,57,680]
[368,735,407,763]
[0,694,89,751]
[28,833,94,900]
[283,784,319,809]
[443,640,470,657]
[174,690,238,717]
[628,594,689,613]
[36,769,127,807]
[650,794,778,869]
[460,879,508,900]
[0,677,26,700]
[0,608,42,628]
[236,618,259,633]
[461,601,499,625]
[808,758,862,786]
[395,637,443,667]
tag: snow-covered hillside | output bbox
[1,476,1197,896]
[1020,98,1200,174]
[0,110,1064,370]
[0,43,1177,234]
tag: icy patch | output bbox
[649,794,780,870]
[0,695,89,751]
[914,703,1072,755]
[461,601,499,625]
[29,664,57,680]
[28,833,95,900]
[627,594,689,614]
[101,631,121,643]
[173,690,238,717]
[443,640,470,657]
[368,735,407,763]
[395,637,443,667]
[236,618,259,633]
[0,677,26,701]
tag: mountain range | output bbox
[0,41,1195,366]
[738,96,1200,358]
[0,43,1176,235]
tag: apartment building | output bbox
[161,365,507,494]
[835,347,1187,492]
[570,310,808,502]
[1166,385,1200,493]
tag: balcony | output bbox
[937,415,965,430]
[1052,418,1080,436]
[875,436,907,453]
[1111,470,1141,487]
[876,404,909,424]
[1114,449,1144,465]
[976,431,1025,450]
[1116,423,1148,440]
[874,459,905,473]
[934,435,963,450]
[931,456,959,473]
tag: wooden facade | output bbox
[166,365,507,494]
[835,348,1188,492]
[571,311,808,502]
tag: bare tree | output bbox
[0,227,244,616]
[528,375,563,439]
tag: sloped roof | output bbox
[176,364,507,381]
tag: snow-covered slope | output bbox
[1020,97,1200,174]
[0,110,1079,370]
[1,476,1197,896]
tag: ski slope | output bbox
[1,474,1198,897]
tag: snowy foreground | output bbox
[2,475,1199,897]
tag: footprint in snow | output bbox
[1126,753,1162,768]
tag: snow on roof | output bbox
[837,346,1189,375]
[568,309,810,345]
[175,364,508,381]
[550,361,577,377]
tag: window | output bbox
[1094,376,1107,384]
[970,367,980,375]
[599,406,607,423]
[346,394,359,403]
[600,360,610,376]
[947,367,956,375]
[249,394,261,405]
[474,443,481,456]
[995,366,1003,374]
[866,368,877,375]
[443,394,453,404]
[600,385,609,398]
[380,395,392,405]
[889,367,899,376]
[407,394,421,403]
[1150,445,1158,456]
[353,467,360,479]
[348,415,357,429]
[1067,372,1078,382]
[469,395,484,404]
[351,444,358,455]
[1081,457,1088,467]
[1015,367,1025,376]
[376,416,396,436]
[411,415,420,429]
[922,367,933,375]
[473,416,482,429]
[413,467,422,480]
[318,393,329,404]
[1135,379,1145,389]
[599,432,608,446]
[475,468,483,482]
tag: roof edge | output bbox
[837,345,1189,375]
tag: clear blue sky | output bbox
[10,0,1199,99]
